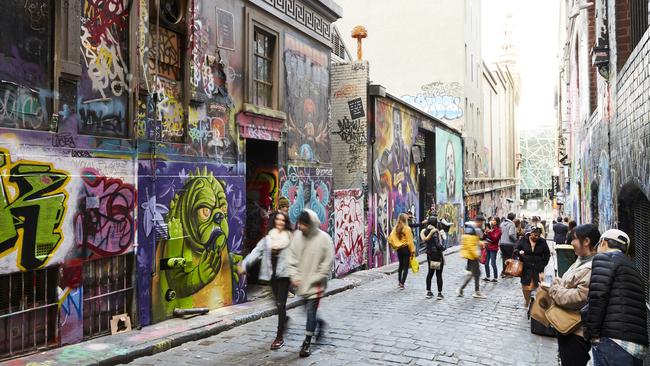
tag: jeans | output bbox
[557,333,591,366]
[397,246,411,285]
[592,337,644,366]
[271,276,290,335]
[485,250,498,279]
[460,259,480,292]
[305,297,322,336]
[426,254,444,292]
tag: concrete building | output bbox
[558,0,650,327]
[329,57,464,273]
[0,0,341,357]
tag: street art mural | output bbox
[435,127,463,204]
[0,148,70,272]
[0,0,54,131]
[188,102,236,160]
[284,34,330,162]
[79,0,130,137]
[245,167,278,253]
[137,161,246,325]
[370,99,419,266]
[334,189,365,277]
[280,166,333,234]
[436,203,461,247]
[402,82,463,120]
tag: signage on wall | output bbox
[217,8,235,50]
[347,98,365,120]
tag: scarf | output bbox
[268,228,291,250]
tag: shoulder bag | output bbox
[504,253,523,277]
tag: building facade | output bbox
[330,59,464,273]
[0,0,341,358]
[558,0,650,340]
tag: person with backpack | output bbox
[421,216,445,299]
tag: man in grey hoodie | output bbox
[287,209,334,357]
[499,212,518,277]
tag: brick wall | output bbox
[330,61,370,190]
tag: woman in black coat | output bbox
[515,226,550,307]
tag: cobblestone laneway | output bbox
[126,252,558,366]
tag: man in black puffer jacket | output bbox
[583,229,648,365]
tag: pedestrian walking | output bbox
[499,213,518,277]
[287,209,334,358]
[566,220,577,243]
[239,211,293,350]
[420,216,445,299]
[553,216,569,244]
[584,229,648,365]
[483,216,501,282]
[546,224,600,366]
[515,226,550,307]
[388,213,416,289]
[456,216,486,299]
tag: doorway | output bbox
[417,130,435,224]
[244,139,279,281]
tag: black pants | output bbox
[271,276,290,335]
[557,333,590,366]
[397,246,411,285]
[426,254,444,292]
[500,244,514,274]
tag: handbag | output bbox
[504,254,523,277]
[429,261,441,270]
[409,256,420,273]
[529,287,552,327]
[480,248,487,264]
[545,303,582,335]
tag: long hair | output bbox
[271,211,290,232]
[395,213,409,240]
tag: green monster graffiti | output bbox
[154,168,240,321]
[0,148,69,271]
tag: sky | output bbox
[482,0,560,130]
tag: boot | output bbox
[315,319,327,342]
[299,338,311,357]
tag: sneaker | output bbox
[299,340,311,357]
[426,291,433,299]
[436,292,444,300]
[472,291,486,299]
[482,277,490,282]
[491,278,498,283]
[399,283,405,290]
[456,288,464,297]
[270,336,284,350]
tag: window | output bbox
[616,0,649,71]
[332,31,346,60]
[253,28,275,108]
[0,0,54,132]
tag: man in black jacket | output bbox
[584,229,648,365]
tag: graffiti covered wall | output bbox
[137,161,245,325]
[279,166,333,234]
[284,33,330,163]
[370,98,419,266]
[435,127,463,205]
[402,82,464,121]
[333,189,365,276]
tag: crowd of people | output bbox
[237,198,647,365]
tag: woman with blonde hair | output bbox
[388,213,416,289]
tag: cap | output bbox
[600,229,630,247]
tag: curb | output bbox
[24,246,460,366]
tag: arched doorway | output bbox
[618,183,650,340]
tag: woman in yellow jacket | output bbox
[388,213,416,289]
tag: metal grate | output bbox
[82,253,134,339]
[630,0,648,49]
[633,196,650,305]
[0,267,59,360]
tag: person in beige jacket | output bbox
[287,209,334,358]
[546,224,600,366]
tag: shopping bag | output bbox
[480,248,487,264]
[409,256,420,273]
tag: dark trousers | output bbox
[305,297,322,336]
[397,246,410,285]
[485,250,498,278]
[271,276,290,335]
[500,244,515,274]
[557,333,591,366]
[426,254,444,292]
[460,259,480,292]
